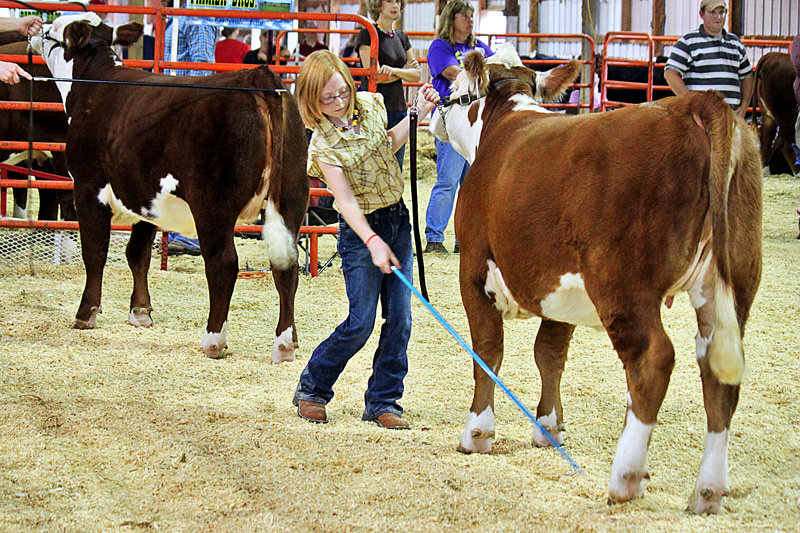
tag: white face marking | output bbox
[483,260,533,320]
[608,407,654,499]
[261,201,298,270]
[540,273,603,329]
[201,321,227,358]
[531,407,564,447]
[271,326,296,364]
[460,406,495,453]
[33,15,103,103]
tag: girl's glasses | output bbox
[320,88,351,105]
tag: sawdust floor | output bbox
[1,151,798,531]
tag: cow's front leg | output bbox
[73,183,112,329]
[197,223,238,359]
[605,303,675,504]
[532,319,575,447]
[126,221,158,327]
[459,273,504,454]
[270,261,299,363]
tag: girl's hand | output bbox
[366,235,400,274]
[417,83,440,115]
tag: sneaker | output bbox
[792,143,800,166]
[424,242,448,254]
[453,243,460,254]
[167,240,202,256]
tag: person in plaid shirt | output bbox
[292,50,439,430]
[161,0,217,77]
[160,0,217,253]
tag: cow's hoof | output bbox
[201,323,228,359]
[128,307,153,327]
[72,306,101,329]
[532,417,565,447]
[608,470,649,504]
[458,427,494,454]
[271,326,296,364]
[686,486,727,515]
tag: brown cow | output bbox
[30,14,309,362]
[751,51,797,175]
[429,44,762,514]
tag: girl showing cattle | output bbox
[291,50,439,429]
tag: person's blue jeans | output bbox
[425,139,470,244]
[386,110,407,171]
[293,200,413,419]
[168,232,200,251]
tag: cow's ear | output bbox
[463,51,486,84]
[113,22,144,48]
[535,59,581,103]
[63,21,93,61]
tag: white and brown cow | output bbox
[430,44,762,513]
[31,14,309,362]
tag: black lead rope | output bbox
[408,99,428,301]
[31,76,288,93]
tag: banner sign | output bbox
[185,0,294,31]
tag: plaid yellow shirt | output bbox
[308,92,403,214]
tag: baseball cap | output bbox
[700,0,727,12]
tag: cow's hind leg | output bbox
[270,261,299,363]
[73,183,112,329]
[126,221,158,327]
[532,319,575,447]
[459,271,504,454]
[197,221,239,359]
[604,302,675,504]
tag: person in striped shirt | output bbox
[664,0,753,118]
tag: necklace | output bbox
[376,23,395,38]
[335,108,359,132]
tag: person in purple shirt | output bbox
[424,0,492,254]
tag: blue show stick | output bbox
[392,266,582,475]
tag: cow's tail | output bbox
[260,83,299,270]
[693,91,745,385]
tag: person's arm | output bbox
[0,15,42,36]
[737,72,754,118]
[0,61,31,85]
[358,46,421,84]
[317,160,399,273]
[386,83,439,152]
[664,68,689,96]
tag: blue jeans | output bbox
[386,110,407,171]
[294,200,413,419]
[425,139,470,244]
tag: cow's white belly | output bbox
[97,175,196,237]
[540,273,604,329]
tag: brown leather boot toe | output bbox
[373,412,409,430]
[297,400,328,424]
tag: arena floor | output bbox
[1,147,798,531]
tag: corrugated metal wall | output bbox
[537,0,583,57]
[392,0,795,61]
[744,0,799,37]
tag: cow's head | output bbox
[429,43,581,164]
[29,13,143,102]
